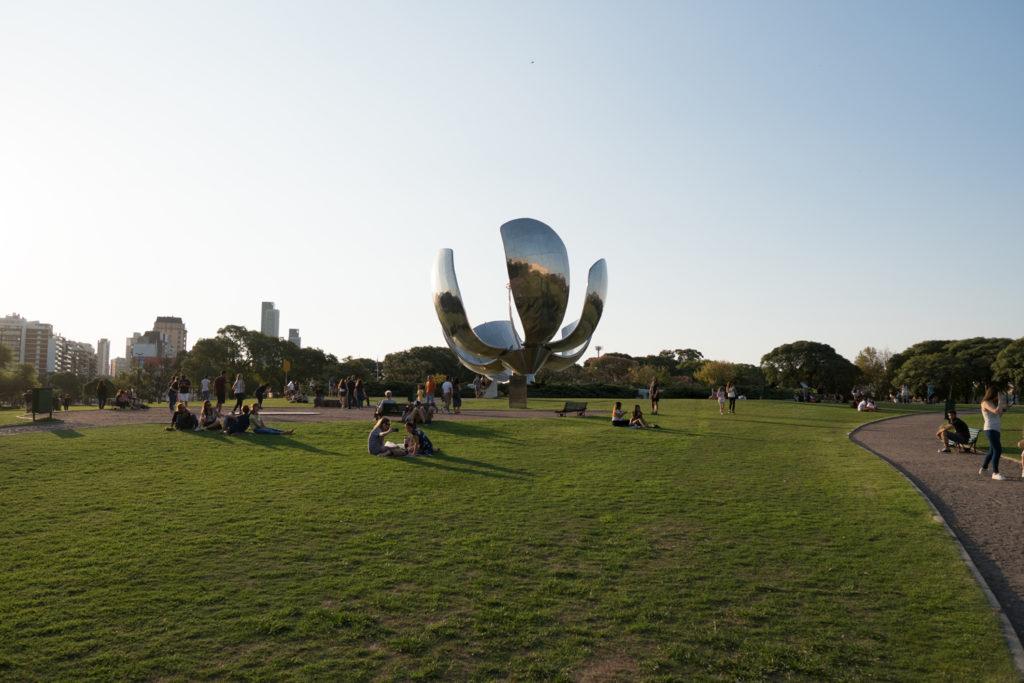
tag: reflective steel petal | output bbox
[548,259,607,353]
[441,328,511,381]
[544,339,592,371]
[500,218,570,345]
[432,249,508,359]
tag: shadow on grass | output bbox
[397,455,527,480]
[51,429,84,438]
[182,430,340,455]
[431,451,533,477]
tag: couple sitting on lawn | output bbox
[610,401,657,428]
[367,417,434,457]
[168,401,293,436]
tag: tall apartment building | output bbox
[0,313,56,377]
[261,302,280,338]
[127,330,167,366]
[54,337,96,378]
[152,316,187,357]
[288,328,301,348]
[96,338,110,376]
[110,357,130,376]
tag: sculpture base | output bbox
[508,375,528,409]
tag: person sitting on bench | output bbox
[936,409,971,453]
[375,390,399,418]
[611,401,629,427]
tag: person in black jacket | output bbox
[254,383,271,408]
[167,402,198,431]
[936,409,971,453]
[96,380,108,410]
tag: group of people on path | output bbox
[936,386,1021,481]
[165,371,257,415]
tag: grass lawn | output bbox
[0,400,1017,680]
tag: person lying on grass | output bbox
[368,417,406,456]
[630,404,658,429]
[611,401,629,427]
[404,421,434,456]
[936,409,970,453]
[167,402,198,431]
[223,404,251,435]
[250,403,294,436]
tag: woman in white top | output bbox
[979,385,1006,480]
[231,374,246,414]
[611,401,629,427]
[726,382,737,414]
[716,387,726,415]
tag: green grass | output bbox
[0,400,1017,680]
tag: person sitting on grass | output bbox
[198,401,222,431]
[223,404,252,435]
[368,417,406,456]
[250,403,294,435]
[167,402,198,431]
[630,404,658,429]
[857,397,877,412]
[936,409,971,453]
[404,421,435,456]
[611,401,629,427]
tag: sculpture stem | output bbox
[508,375,528,409]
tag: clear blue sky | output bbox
[2,1,1021,364]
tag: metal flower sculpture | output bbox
[432,218,608,407]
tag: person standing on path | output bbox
[96,380,108,410]
[200,375,211,402]
[231,373,246,414]
[214,370,227,413]
[649,378,660,415]
[979,385,1007,480]
[441,376,453,413]
[726,382,738,414]
[452,378,462,414]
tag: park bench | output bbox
[376,401,406,417]
[953,428,981,454]
[555,401,588,417]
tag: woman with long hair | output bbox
[979,385,1007,480]
[368,417,406,457]
[231,374,246,414]
[611,401,629,427]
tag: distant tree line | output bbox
[1,328,1021,406]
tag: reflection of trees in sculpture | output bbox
[432,218,608,406]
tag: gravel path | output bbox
[0,405,559,436]
[852,412,1024,645]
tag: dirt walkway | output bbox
[0,405,559,436]
[853,412,1024,645]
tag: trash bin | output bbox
[31,387,54,421]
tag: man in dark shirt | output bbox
[214,370,227,412]
[937,409,971,453]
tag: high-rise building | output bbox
[288,328,301,347]
[0,313,56,377]
[261,302,280,338]
[153,316,187,357]
[110,357,130,376]
[127,330,167,366]
[54,337,96,378]
[96,338,110,376]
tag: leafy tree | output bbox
[854,346,892,395]
[0,344,12,369]
[893,353,963,400]
[992,338,1024,391]
[674,348,705,376]
[49,372,84,402]
[694,360,737,388]
[887,340,952,383]
[0,363,38,406]
[761,341,859,392]
[946,337,1011,395]
[583,355,638,384]
[627,364,669,387]
[384,346,471,383]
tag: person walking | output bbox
[200,375,211,402]
[231,373,246,414]
[649,378,661,415]
[355,378,366,408]
[96,379,108,410]
[214,370,227,413]
[345,376,356,409]
[452,378,463,414]
[726,382,738,414]
[716,386,726,415]
[979,385,1007,480]
[442,376,453,413]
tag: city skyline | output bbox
[2,2,1021,365]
